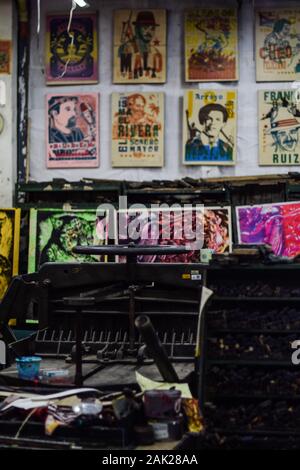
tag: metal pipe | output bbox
[135,315,179,383]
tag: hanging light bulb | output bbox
[73,0,89,7]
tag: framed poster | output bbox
[259,89,300,166]
[183,89,237,165]
[116,206,232,263]
[112,92,164,167]
[236,201,300,258]
[46,93,99,169]
[185,8,238,82]
[45,13,98,85]
[0,209,20,299]
[113,9,166,84]
[0,40,11,74]
[256,9,300,82]
[28,209,107,273]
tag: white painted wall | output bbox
[26,0,300,183]
[0,0,14,206]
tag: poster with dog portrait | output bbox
[45,13,98,85]
[28,209,107,273]
[112,92,164,167]
[183,89,237,165]
[46,93,99,168]
[0,209,20,299]
[259,89,300,165]
[185,8,238,82]
[113,9,166,83]
[256,9,300,82]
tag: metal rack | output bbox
[197,263,300,449]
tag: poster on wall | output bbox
[183,89,237,165]
[46,93,99,169]
[116,207,232,263]
[236,201,300,258]
[259,89,300,166]
[28,209,107,273]
[0,209,20,299]
[256,9,300,82]
[45,13,98,85]
[112,92,164,167]
[113,9,166,84]
[0,41,11,74]
[185,8,238,82]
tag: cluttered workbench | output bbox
[0,245,205,449]
[2,244,300,450]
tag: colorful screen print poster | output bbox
[236,201,300,258]
[0,209,20,299]
[183,89,237,165]
[116,207,232,263]
[112,92,164,167]
[256,9,300,81]
[45,13,98,85]
[185,8,238,82]
[113,9,166,84]
[0,41,11,74]
[259,89,300,166]
[46,93,99,168]
[28,209,107,272]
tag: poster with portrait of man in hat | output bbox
[46,93,99,168]
[113,9,166,83]
[183,89,237,165]
[259,90,300,165]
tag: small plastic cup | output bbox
[16,356,42,380]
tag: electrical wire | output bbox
[57,0,77,79]
[14,407,37,439]
[37,0,40,34]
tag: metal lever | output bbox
[135,315,179,383]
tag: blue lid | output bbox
[16,356,42,363]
